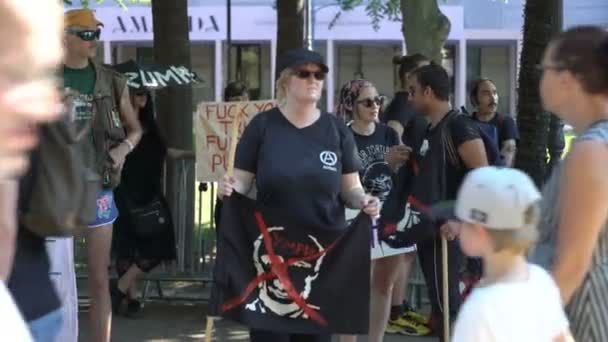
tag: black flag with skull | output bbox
[210,192,371,334]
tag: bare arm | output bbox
[119,85,143,147]
[458,138,489,169]
[218,168,255,200]
[386,120,404,143]
[552,141,608,304]
[553,329,575,342]
[501,139,517,167]
[0,181,18,281]
[340,173,367,209]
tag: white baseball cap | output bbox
[454,166,541,230]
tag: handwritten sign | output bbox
[195,100,276,182]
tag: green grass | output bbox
[563,131,575,158]
[194,182,217,229]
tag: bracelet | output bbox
[123,139,134,152]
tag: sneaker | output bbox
[403,303,429,325]
[386,315,431,336]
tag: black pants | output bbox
[417,235,463,342]
[249,329,331,342]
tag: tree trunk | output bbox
[152,0,195,271]
[401,0,451,62]
[276,0,306,59]
[546,0,564,175]
[514,0,559,186]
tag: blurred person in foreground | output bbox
[445,167,572,342]
[0,0,64,341]
[530,26,608,341]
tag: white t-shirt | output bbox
[0,282,33,342]
[452,263,569,342]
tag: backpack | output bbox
[19,95,101,237]
[442,110,505,167]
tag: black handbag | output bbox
[128,195,171,240]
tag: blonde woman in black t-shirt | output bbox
[219,49,380,342]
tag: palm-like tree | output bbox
[514,0,561,186]
[152,0,195,269]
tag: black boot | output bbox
[125,299,142,318]
[109,279,126,314]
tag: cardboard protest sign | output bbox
[195,100,276,182]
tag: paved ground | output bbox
[76,277,436,342]
[78,301,437,342]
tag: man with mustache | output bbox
[470,78,519,167]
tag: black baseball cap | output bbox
[276,48,329,76]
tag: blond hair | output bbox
[487,202,541,254]
[275,68,292,106]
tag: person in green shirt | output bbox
[58,9,142,342]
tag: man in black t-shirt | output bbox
[401,64,488,341]
[469,78,519,167]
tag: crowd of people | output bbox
[0,2,608,342]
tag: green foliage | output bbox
[334,0,507,31]
[333,0,400,30]
[64,0,151,10]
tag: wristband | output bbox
[123,139,134,152]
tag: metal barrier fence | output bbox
[75,153,429,307]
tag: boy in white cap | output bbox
[443,166,573,342]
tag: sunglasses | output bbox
[66,28,101,42]
[357,96,384,108]
[535,63,567,72]
[293,70,326,81]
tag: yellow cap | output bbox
[64,9,103,29]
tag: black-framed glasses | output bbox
[357,96,385,108]
[66,28,101,42]
[293,70,326,81]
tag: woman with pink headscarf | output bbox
[335,79,429,342]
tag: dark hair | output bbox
[223,81,248,101]
[469,78,495,106]
[551,26,608,94]
[411,63,451,101]
[136,91,161,136]
[392,53,429,83]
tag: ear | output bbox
[561,70,581,92]
[423,86,432,98]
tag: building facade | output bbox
[70,0,608,115]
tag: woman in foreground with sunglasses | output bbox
[219,48,379,342]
